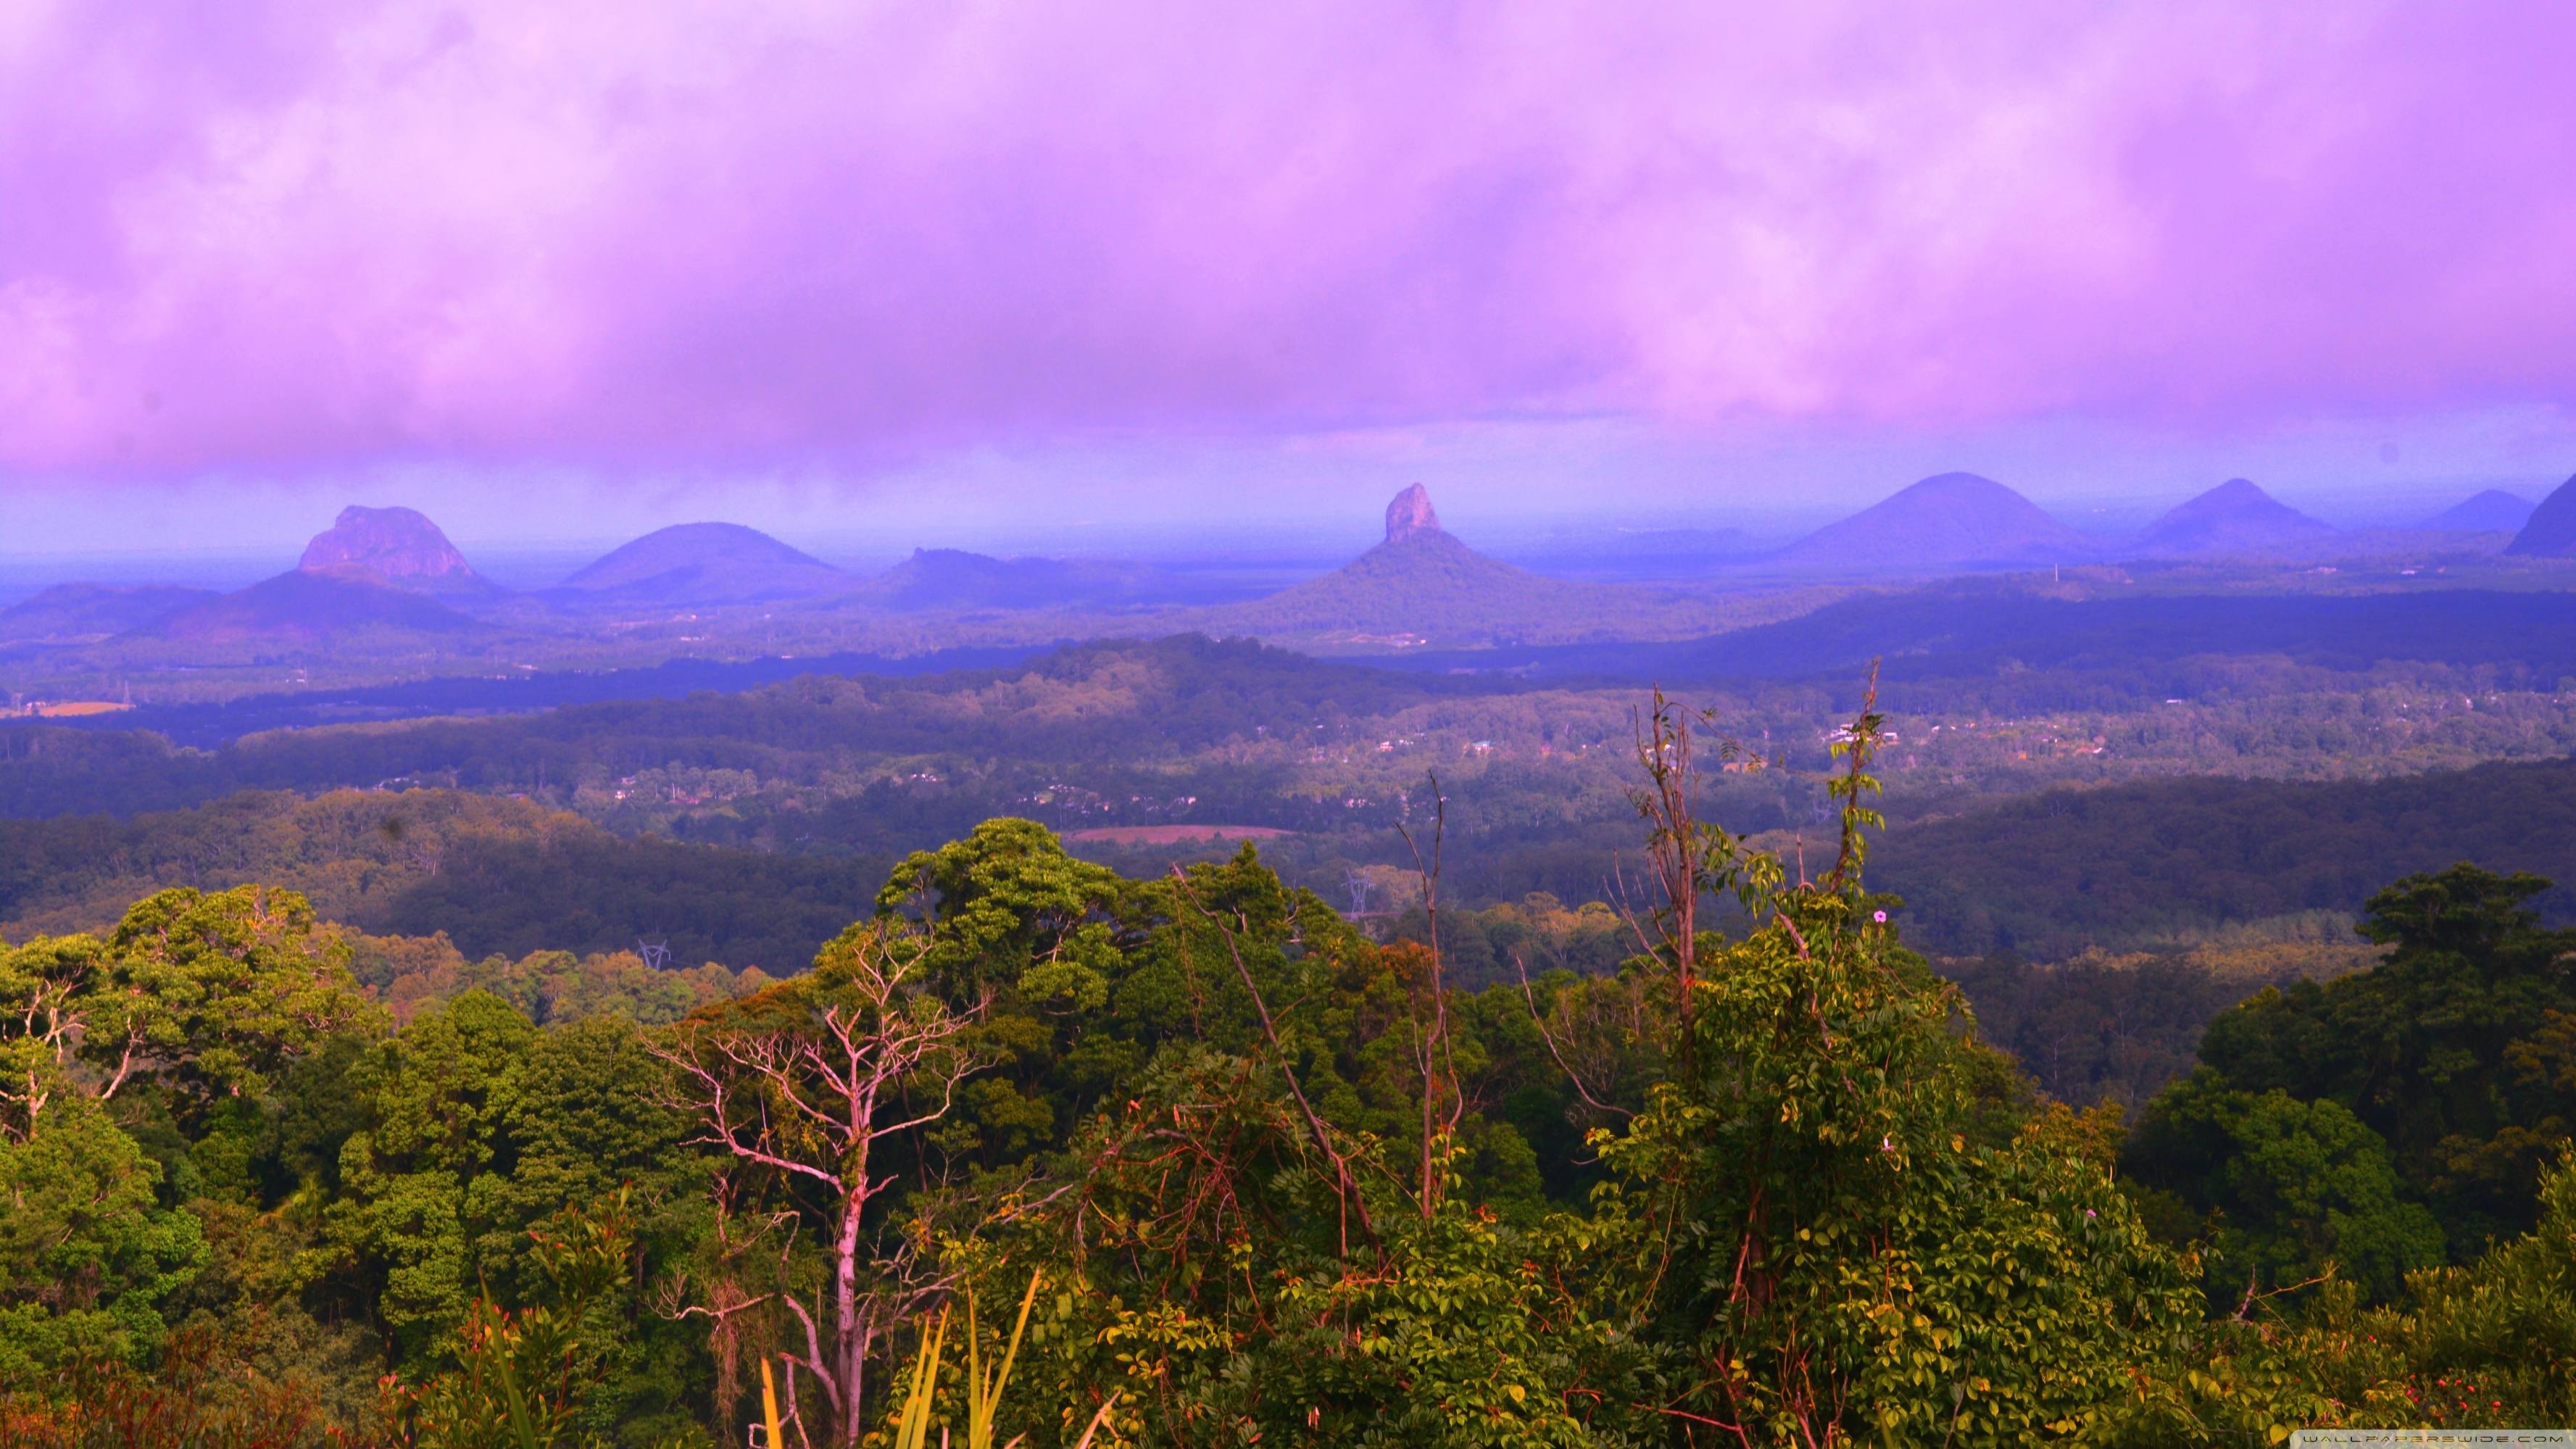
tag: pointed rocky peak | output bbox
[298,505,485,591]
[1385,484,1443,544]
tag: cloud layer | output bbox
[5,1,2573,481]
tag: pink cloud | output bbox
[3,1,2572,481]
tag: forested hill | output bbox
[1878,754,2576,956]
[0,789,877,969]
[0,634,1516,818]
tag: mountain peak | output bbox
[2419,489,2535,533]
[2504,473,2576,557]
[1777,473,2092,571]
[1385,484,1442,544]
[2132,478,2331,556]
[556,521,846,605]
[298,506,486,592]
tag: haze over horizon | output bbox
[7,4,2576,555]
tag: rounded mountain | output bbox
[556,523,848,605]
[1776,473,2095,570]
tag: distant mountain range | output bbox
[841,549,1218,613]
[125,506,499,647]
[1766,472,2512,569]
[138,570,488,644]
[8,462,2572,697]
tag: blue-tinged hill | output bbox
[2420,489,2535,532]
[2506,473,2576,557]
[552,522,849,606]
[1774,473,2098,571]
[0,584,220,645]
[2128,478,2333,556]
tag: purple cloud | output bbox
[4,1,2573,482]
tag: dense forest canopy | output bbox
[9,750,2574,976]
[7,691,2576,1445]
[1876,755,2576,956]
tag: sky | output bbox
[5,1,2575,557]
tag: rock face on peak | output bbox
[555,522,847,606]
[1776,473,2095,571]
[1196,489,1703,645]
[1385,485,1442,544]
[2419,489,2535,533]
[2130,478,2332,557]
[298,506,492,596]
[2504,473,2576,557]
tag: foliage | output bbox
[388,1195,643,1449]
[0,1096,205,1381]
[2104,1151,2576,1445]
[89,887,372,1124]
[878,818,1123,1009]
[1586,694,2198,1446]
[2126,862,2576,1298]
[347,934,772,1029]
[0,1322,320,1449]
[1943,940,2382,1108]
[0,789,880,973]
[1879,760,2576,958]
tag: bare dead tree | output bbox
[652,923,984,1446]
[648,1177,799,1435]
[1395,773,1465,1218]
[1626,689,1784,1081]
[1631,689,1707,1065]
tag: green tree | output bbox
[322,992,539,1364]
[0,935,100,1142]
[0,1095,204,1380]
[1586,686,2197,1445]
[878,817,1124,1011]
[2127,862,2576,1277]
[2133,1079,2446,1305]
[88,887,373,1124]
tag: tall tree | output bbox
[657,921,982,1446]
